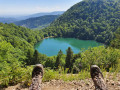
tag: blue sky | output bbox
[0,0,82,16]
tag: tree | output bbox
[25,49,34,65]
[65,47,73,72]
[55,50,63,69]
[110,28,120,49]
[33,50,40,64]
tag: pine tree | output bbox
[33,50,40,64]
[26,49,33,65]
[55,50,63,69]
[65,47,73,72]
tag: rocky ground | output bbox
[2,73,120,90]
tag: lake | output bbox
[34,38,102,56]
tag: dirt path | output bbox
[3,73,120,90]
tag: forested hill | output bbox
[0,23,48,86]
[14,15,60,29]
[0,17,17,23]
[0,23,45,53]
[43,0,120,44]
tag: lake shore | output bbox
[43,36,55,39]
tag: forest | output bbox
[0,0,120,88]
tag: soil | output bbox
[2,73,120,90]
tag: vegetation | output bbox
[110,27,120,49]
[65,47,74,72]
[73,46,120,72]
[43,0,120,44]
[55,50,64,69]
[0,23,46,87]
[14,15,60,29]
[42,68,90,82]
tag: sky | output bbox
[0,0,82,16]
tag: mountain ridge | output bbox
[0,17,17,23]
[14,15,60,29]
[0,11,65,23]
[16,11,65,20]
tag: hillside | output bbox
[14,15,60,29]
[16,11,64,20]
[24,11,64,19]
[43,0,120,44]
[0,23,48,87]
[0,17,17,23]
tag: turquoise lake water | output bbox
[34,38,102,56]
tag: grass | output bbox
[42,68,90,82]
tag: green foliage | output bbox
[0,23,44,47]
[55,50,64,69]
[44,57,56,69]
[0,41,26,86]
[32,50,40,64]
[0,23,46,87]
[65,47,73,72]
[110,27,120,49]
[25,49,34,65]
[0,23,46,65]
[43,0,120,44]
[74,46,120,72]
[33,23,50,30]
[43,68,59,82]
[42,68,90,82]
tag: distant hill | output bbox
[0,11,64,24]
[43,0,120,44]
[0,17,17,23]
[16,11,64,20]
[14,15,60,29]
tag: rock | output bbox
[117,82,120,86]
[111,82,114,85]
[86,83,89,86]
[106,79,109,82]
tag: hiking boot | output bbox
[90,65,107,90]
[29,64,44,90]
